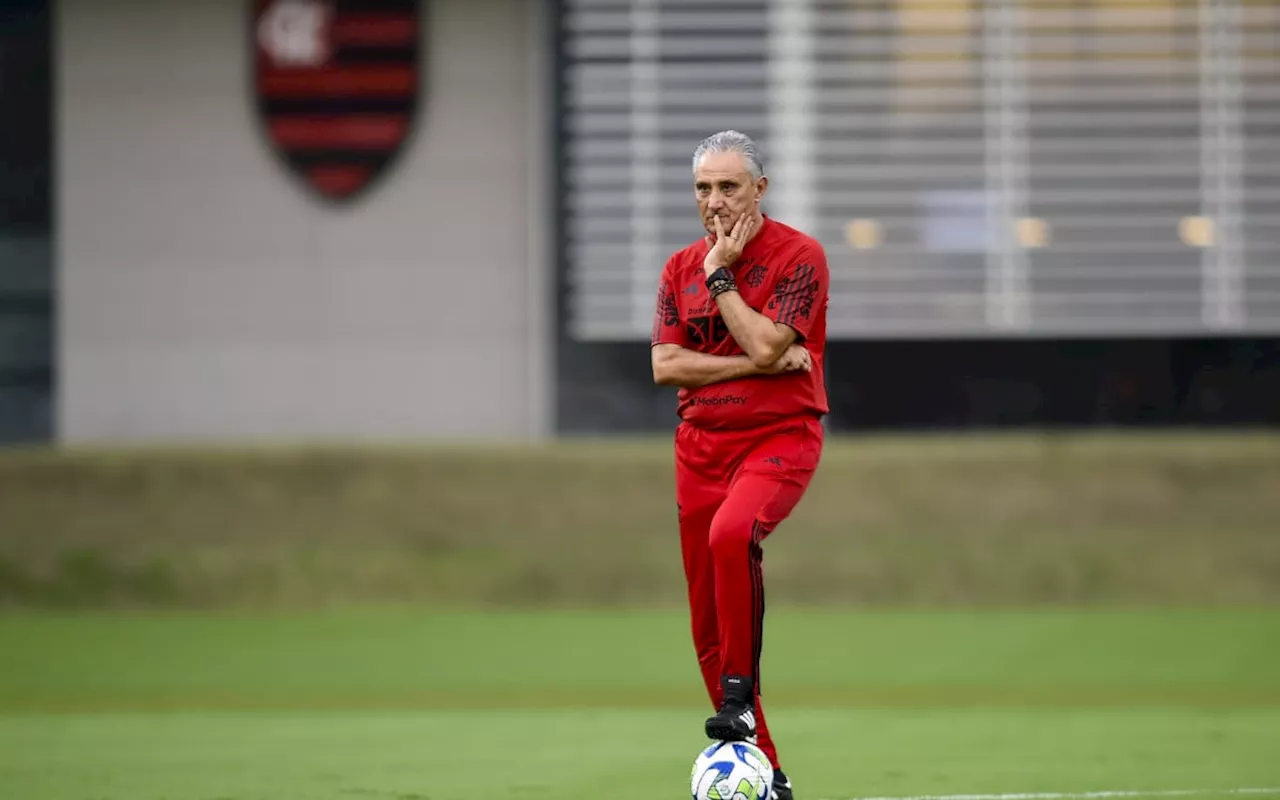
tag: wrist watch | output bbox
[705,267,736,298]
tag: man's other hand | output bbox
[762,344,810,375]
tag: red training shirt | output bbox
[651,215,830,430]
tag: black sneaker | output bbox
[705,675,757,743]
[771,769,794,800]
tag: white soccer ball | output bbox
[690,740,774,800]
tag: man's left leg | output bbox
[678,425,785,767]
[702,420,823,759]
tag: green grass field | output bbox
[3,607,1279,800]
[4,434,1279,797]
[4,433,1280,609]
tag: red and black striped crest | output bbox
[252,0,421,202]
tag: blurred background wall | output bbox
[49,0,550,443]
[1,0,1278,444]
[551,0,1280,433]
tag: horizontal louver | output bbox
[559,0,1280,340]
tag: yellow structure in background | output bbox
[1180,216,1215,247]
[845,218,883,250]
[1016,217,1050,248]
[891,0,979,115]
[886,0,1187,116]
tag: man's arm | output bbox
[650,256,762,389]
[651,343,762,389]
[712,293,796,369]
[699,213,800,368]
[649,244,807,389]
[650,261,747,389]
[652,343,810,389]
[705,217,830,368]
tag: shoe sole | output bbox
[704,719,756,743]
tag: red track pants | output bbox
[674,415,824,771]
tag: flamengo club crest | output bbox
[252,0,421,202]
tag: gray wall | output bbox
[56,0,550,443]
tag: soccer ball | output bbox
[690,740,774,800]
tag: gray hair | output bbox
[692,130,765,180]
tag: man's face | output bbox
[694,151,768,236]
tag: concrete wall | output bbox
[56,0,549,442]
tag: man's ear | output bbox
[754,175,769,203]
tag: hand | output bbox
[761,344,811,375]
[703,212,757,276]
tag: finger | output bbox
[713,215,725,239]
[727,213,747,244]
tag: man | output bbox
[650,130,829,800]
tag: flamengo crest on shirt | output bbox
[252,0,422,202]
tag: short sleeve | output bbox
[651,259,690,347]
[764,243,829,341]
